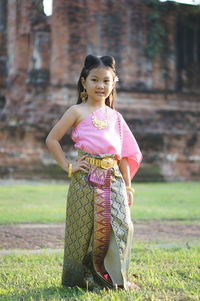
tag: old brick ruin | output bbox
[0,0,200,181]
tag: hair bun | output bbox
[84,55,99,69]
[84,54,116,70]
[100,56,116,69]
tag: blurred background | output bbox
[0,4,200,300]
[0,0,200,182]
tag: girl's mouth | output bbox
[96,91,105,96]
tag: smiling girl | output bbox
[46,55,142,290]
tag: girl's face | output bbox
[81,67,115,103]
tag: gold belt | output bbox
[85,157,118,169]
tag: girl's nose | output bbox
[96,81,104,89]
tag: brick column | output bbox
[50,0,70,86]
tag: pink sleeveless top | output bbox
[71,106,142,179]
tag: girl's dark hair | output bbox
[77,54,117,109]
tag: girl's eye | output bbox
[104,80,110,83]
[91,79,97,82]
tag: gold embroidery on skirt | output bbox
[62,151,134,290]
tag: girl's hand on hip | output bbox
[72,155,90,173]
[127,190,133,207]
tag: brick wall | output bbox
[0,0,200,181]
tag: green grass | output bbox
[132,182,200,221]
[0,183,68,224]
[0,182,199,224]
[0,181,199,300]
[0,243,199,301]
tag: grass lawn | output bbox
[0,182,199,224]
[0,181,199,300]
[0,243,199,301]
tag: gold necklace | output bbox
[91,107,109,129]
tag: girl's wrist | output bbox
[63,162,69,173]
[63,162,71,175]
[126,185,135,194]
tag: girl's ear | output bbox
[81,77,85,88]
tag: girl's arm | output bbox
[119,158,131,187]
[45,105,89,173]
[119,158,133,206]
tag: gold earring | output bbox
[108,93,113,106]
[80,89,88,103]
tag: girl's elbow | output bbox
[45,135,59,147]
[45,135,52,146]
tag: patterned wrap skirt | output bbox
[62,151,134,290]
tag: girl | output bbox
[46,55,142,290]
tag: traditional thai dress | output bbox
[62,106,142,290]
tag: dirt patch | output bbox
[0,220,199,250]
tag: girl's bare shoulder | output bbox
[61,104,83,119]
[61,104,86,127]
[65,104,85,114]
